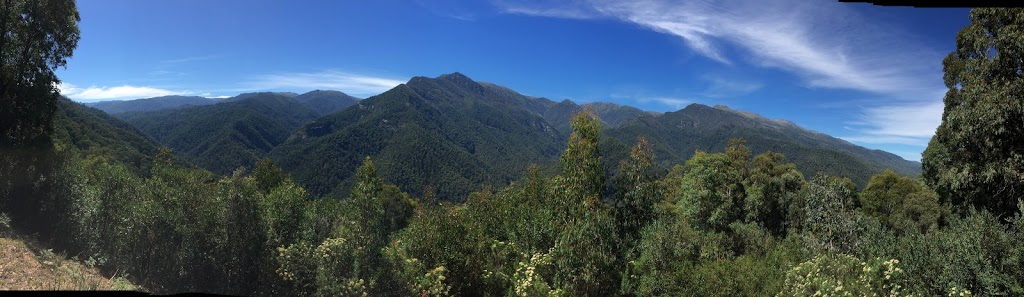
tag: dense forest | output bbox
[1,2,1024,297]
[92,71,920,202]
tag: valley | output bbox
[77,72,921,201]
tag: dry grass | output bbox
[0,237,137,291]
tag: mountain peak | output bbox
[437,72,482,92]
[295,90,360,115]
[231,92,298,102]
[438,72,473,83]
[297,90,356,99]
[302,89,347,96]
[403,72,488,99]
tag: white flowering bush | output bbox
[778,254,912,297]
[275,236,371,297]
[276,242,318,294]
[947,286,973,297]
[312,237,369,297]
[383,240,452,296]
[511,247,562,297]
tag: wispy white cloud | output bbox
[161,55,219,64]
[495,0,600,19]
[499,0,942,95]
[198,92,232,99]
[840,100,944,147]
[608,88,694,110]
[497,0,948,155]
[58,83,187,101]
[700,75,762,98]
[502,6,596,19]
[414,0,486,21]
[651,97,690,109]
[248,70,405,97]
[630,96,691,109]
[885,149,927,163]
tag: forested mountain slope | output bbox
[52,97,160,173]
[293,90,360,115]
[86,95,219,114]
[270,73,566,199]
[604,104,921,186]
[269,72,919,200]
[476,81,652,133]
[115,93,320,174]
[97,72,920,199]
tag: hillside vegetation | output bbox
[272,73,566,199]
[87,95,219,114]
[0,237,136,291]
[2,3,1022,297]
[4,109,1017,296]
[269,73,919,200]
[52,97,161,174]
[116,93,321,175]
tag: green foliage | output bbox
[51,98,160,174]
[276,237,375,297]
[0,0,80,148]
[117,93,321,175]
[745,151,805,235]
[605,104,921,189]
[87,95,215,114]
[220,172,270,295]
[559,109,606,201]
[274,157,415,296]
[0,0,81,254]
[12,66,1024,297]
[272,73,566,201]
[551,205,618,296]
[625,216,809,296]
[677,140,749,232]
[384,239,452,296]
[623,218,699,296]
[854,209,1024,296]
[0,212,9,230]
[802,174,861,253]
[262,180,310,247]
[612,136,664,242]
[384,204,476,295]
[547,110,622,296]
[294,90,360,116]
[860,170,943,233]
[923,8,1024,217]
[253,158,288,193]
[778,254,911,297]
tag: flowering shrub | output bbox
[778,254,910,297]
[274,237,371,297]
[947,286,972,297]
[383,241,451,296]
[512,247,561,297]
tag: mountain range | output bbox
[68,73,921,200]
[52,97,160,174]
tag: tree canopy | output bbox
[0,0,80,148]
[923,8,1024,217]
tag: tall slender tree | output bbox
[0,0,79,236]
[923,8,1024,217]
[0,0,80,147]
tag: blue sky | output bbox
[57,0,969,161]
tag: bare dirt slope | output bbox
[0,237,136,290]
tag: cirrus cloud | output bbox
[58,83,187,101]
[247,70,405,97]
[497,0,950,160]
